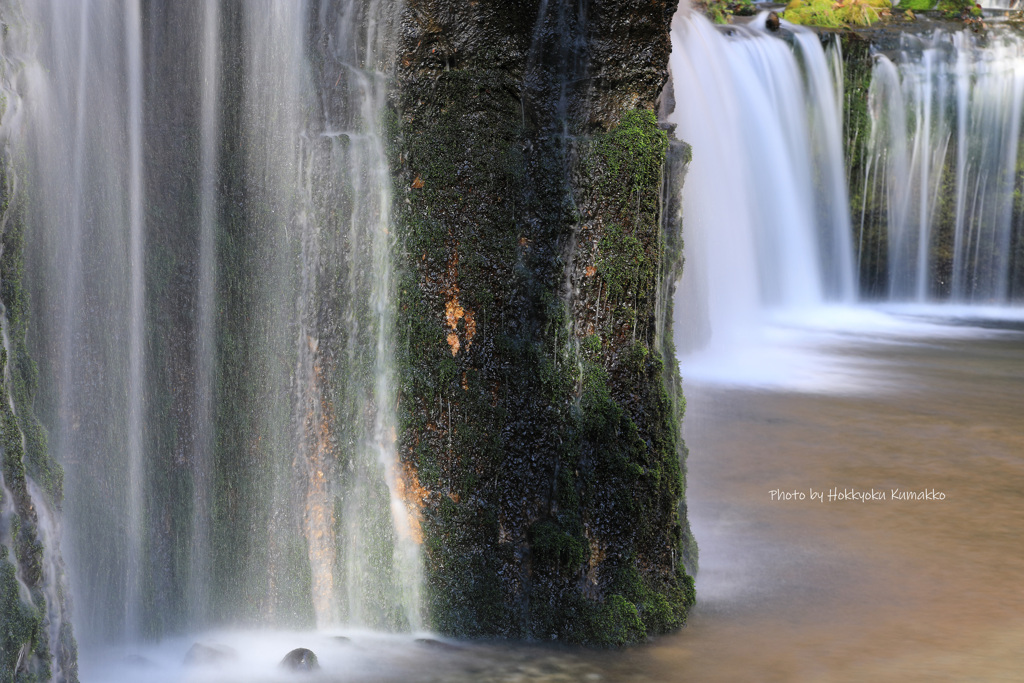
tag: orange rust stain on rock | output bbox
[445,297,465,330]
[463,309,476,347]
[395,460,430,544]
[443,245,469,356]
[303,361,338,619]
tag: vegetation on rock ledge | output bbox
[784,0,892,27]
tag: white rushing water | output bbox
[247,0,419,630]
[979,0,1022,9]
[667,11,1024,392]
[0,8,76,679]
[864,29,1024,303]
[667,10,856,373]
[125,0,146,640]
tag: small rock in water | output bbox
[280,648,320,672]
[183,642,238,666]
[766,11,781,31]
[414,637,462,651]
[332,635,352,644]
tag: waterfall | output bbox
[241,0,417,631]
[7,0,1023,670]
[9,0,419,644]
[670,12,1024,371]
[19,0,143,642]
[667,11,855,356]
[857,29,1024,303]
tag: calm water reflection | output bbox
[638,314,1024,681]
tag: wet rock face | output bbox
[389,0,694,645]
[0,155,79,680]
[584,0,679,128]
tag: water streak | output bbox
[15,0,138,643]
[125,0,146,640]
[242,0,418,630]
[190,0,220,628]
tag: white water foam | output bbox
[79,630,445,683]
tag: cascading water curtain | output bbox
[18,0,147,643]
[240,0,420,631]
[856,29,1024,303]
[14,0,420,644]
[668,9,854,355]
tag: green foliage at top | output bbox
[784,0,892,26]
[784,0,845,27]
[836,0,892,23]
[700,0,756,23]
[935,0,981,17]
[897,0,935,12]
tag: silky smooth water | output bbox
[667,10,855,359]
[860,28,1024,302]
[9,0,417,645]
[662,314,1024,681]
[78,311,1024,681]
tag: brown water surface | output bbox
[610,324,1024,681]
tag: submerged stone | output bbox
[183,642,239,666]
[280,648,320,672]
[414,637,463,651]
[122,654,156,668]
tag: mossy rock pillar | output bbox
[387,0,695,645]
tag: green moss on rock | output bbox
[0,546,44,683]
[1,146,78,681]
[896,0,935,11]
